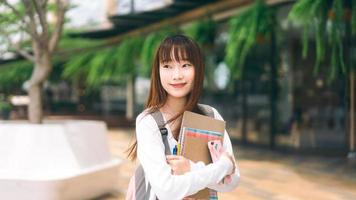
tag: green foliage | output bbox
[115,37,144,75]
[87,37,144,86]
[46,36,106,85]
[183,17,216,47]
[140,28,177,77]
[62,50,94,81]
[57,36,104,50]
[63,27,181,89]
[225,0,274,79]
[0,2,29,53]
[329,0,345,81]
[0,2,26,28]
[288,0,327,61]
[62,37,144,88]
[288,0,327,68]
[288,0,352,82]
[0,100,12,112]
[0,61,33,90]
[85,48,112,86]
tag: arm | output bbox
[207,129,240,192]
[136,113,233,200]
[191,107,240,192]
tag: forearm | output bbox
[190,159,240,192]
[207,170,240,192]
[141,152,233,199]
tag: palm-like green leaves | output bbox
[288,0,353,81]
[183,17,216,47]
[62,27,179,87]
[116,37,144,75]
[225,0,274,79]
[62,51,93,81]
[140,28,176,77]
[330,0,346,78]
[62,37,144,88]
[289,0,327,64]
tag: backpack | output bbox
[126,104,214,200]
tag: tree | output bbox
[225,0,279,148]
[0,0,68,123]
[288,0,356,157]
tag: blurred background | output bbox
[1,0,356,199]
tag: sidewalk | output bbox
[101,128,356,200]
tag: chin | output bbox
[168,92,190,99]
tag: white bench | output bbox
[0,120,121,200]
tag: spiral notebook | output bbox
[178,111,225,199]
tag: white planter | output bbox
[0,120,121,200]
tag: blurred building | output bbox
[1,0,353,155]
[65,0,353,154]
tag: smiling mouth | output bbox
[170,83,186,88]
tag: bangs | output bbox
[157,37,200,65]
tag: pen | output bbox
[173,145,177,155]
[177,143,180,155]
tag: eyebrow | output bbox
[160,60,191,64]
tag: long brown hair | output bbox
[127,34,206,160]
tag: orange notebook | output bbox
[178,111,225,199]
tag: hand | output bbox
[208,140,235,175]
[220,152,236,175]
[166,155,191,175]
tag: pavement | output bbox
[98,128,356,200]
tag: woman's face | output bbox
[159,57,195,101]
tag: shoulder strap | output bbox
[197,103,215,118]
[134,165,151,200]
[151,110,171,155]
[147,110,171,200]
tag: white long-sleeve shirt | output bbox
[136,106,240,200]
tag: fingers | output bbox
[166,155,183,160]
[167,158,185,166]
[167,159,178,165]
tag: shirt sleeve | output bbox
[198,107,241,192]
[136,112,234,200]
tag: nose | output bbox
[172,67,183,80]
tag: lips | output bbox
[170,83,186,88]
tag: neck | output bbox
[162,96,187,115]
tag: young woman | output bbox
[127,35,239,199]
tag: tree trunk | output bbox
[28,83,43,123]
[126,74,135,120]
[27,51,52,124]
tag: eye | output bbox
[182,63,192,68]
[162,65,170,69]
